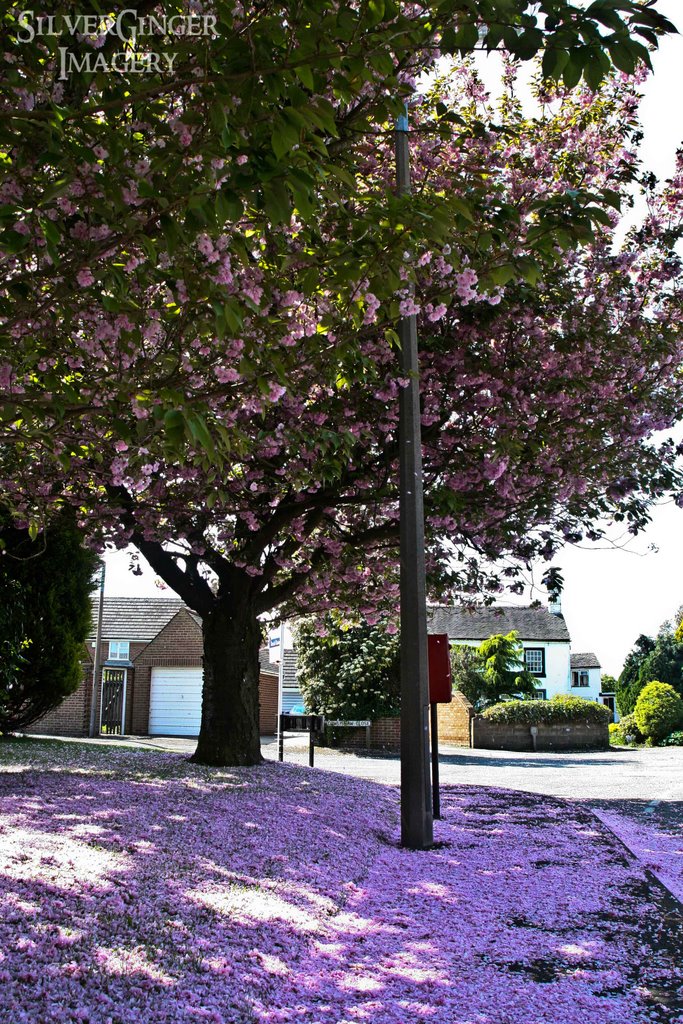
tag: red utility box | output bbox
[428,634,452,703]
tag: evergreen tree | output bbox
[451,645,488,709]
[0,510,100,733]
[468,631,539,708]
[617,634,662,715]
[637,633,683,700]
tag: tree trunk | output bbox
[192,596,263,766]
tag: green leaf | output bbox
[187,414,216,455]
[512,28,544,61]
[263,181,292,224]
[609,41,637,74]
[456,21,480,54]
[294,64,315,91]
[586,206,614,227]
[517,259,541,286]
[271,117,301,160]
[367,0,385,27]
[542,47,570,81]
[163,409,186,448]
[449,197,475,222]
[562,53,584,91]
[223,299,244,333]
[487,264,517,287]
[209,103,226,133]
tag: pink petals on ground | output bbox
[0,740,681,1024]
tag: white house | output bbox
[428,602,617,719]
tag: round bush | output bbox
[609,712,644,746]
[634,681,683,745]
[482,694,610,726]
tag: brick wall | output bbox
[28,609,283,739]
[25,665,91,737]
[323,716,401,752]
[319,692,473,753]
[437,691,473,746]
[472,718,609,752]
[259,672,278,736]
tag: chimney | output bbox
[549,595,562,616]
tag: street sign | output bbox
[268,631,281,664]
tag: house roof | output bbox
[570,652,601,669]
[88,597,190,641]
[88,598,282,675]
[428,604,571,643]
[259,649,279,676]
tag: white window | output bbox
[108,641,130,662]
[524,648,545,676]
[530,689,547,700]
[572,670,589,687]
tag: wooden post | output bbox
[396,108,433,850]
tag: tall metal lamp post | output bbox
[88,560,105,737]
[395,109,434,850]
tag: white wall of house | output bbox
[450,638,571,698]
[523,642,571,699]
[449,638,614,703]
[570,664,603,702]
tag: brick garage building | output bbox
[28,597,279,739]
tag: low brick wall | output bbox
[322,716,401,752]
[320,693,474,753]
[438,691,473,746]
[472,718,609,752]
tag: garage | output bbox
[149,667,204,736]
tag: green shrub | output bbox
[661,731,683,747]
[634,681,683,745]
[609,712,644,746]
[0,509,100,734]
[482,694,610,726]
[295,614,400,722]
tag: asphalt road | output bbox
[271,742,683,804]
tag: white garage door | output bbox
[149,667,203,736]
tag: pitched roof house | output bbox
[428,603,614,714]
[28,597,279,740]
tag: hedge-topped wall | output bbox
[473,695,610,751]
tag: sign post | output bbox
[278,714,325,767]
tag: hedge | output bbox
[634,681,683,744]
[481,694,610,726]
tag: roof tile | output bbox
[428,604,571,642]
[88,597,189,641]
[570,652,601,669]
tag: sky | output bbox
[102,1,683,677]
